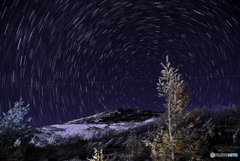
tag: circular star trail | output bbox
[0,0,240,127]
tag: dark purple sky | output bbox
[0,0,240,128]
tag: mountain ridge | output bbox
[60,108,166,125]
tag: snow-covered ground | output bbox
[33,116,161,147]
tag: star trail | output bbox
[0,0,240,128]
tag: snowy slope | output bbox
[32,108,166,147]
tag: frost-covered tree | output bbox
[0,97,31,160]
[143,55,214,161]
[0,97,58,160]
[0,97,31,133]
[0,97,31,146]
[0,98,51,149]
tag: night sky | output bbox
[0,0,240,128]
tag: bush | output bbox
[87,148,109,161]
